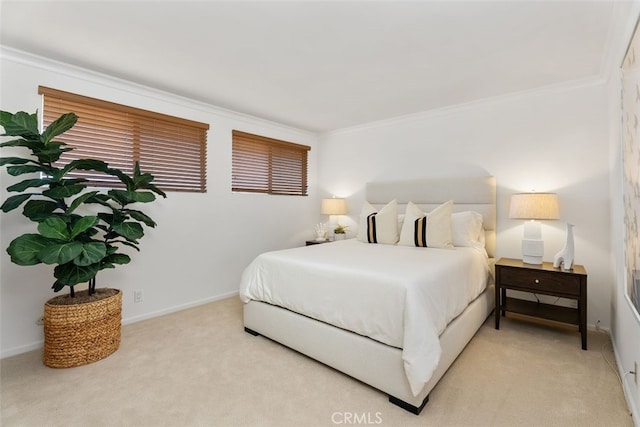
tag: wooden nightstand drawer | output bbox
[500,267,581,297]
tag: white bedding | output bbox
[239,239,490,396]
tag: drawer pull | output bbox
[534,279,540,284]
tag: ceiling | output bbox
[0,1,622,133]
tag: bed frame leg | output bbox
[388,394,429,415]
[244,327,260,336]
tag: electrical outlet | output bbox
[635,361,638,385]
[133,290,143,303]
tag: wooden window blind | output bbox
[232,130,310,196]
[39,86,209,192]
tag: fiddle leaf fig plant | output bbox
[0,110,166,297]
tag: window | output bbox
[232,130,310,196]
[39,86,209,192]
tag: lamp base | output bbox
[522,254,543,265]
[522,239,544,265]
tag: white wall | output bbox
[318,80,612,328]
[0,48,319,357]
[609,1,640,423]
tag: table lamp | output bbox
[321,197,347,219]
[321,197,347,237]
[509,192,559,265]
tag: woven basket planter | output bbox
[43,289,122,368]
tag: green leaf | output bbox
[0,157,30,166]
[133,163,154,186]
[6,165,47,176]
[38,241,83,265]
[22,200,58,221]
[0,111,39,137]
[38,217,70,240]
[117,240,140,251]
[40,113,77,144]
[35,146,71,164]
[7,178,52,192]
[1,194,32,212]
[97,213,114,225]
[86,227,99,237]
[7,234,50,265]
[54,262,99,286]
[105,168,134,189]
[134,191,156,203]
[83,193,111,208]
[105,253,131,265]
[59,159,109,177]
[0,138,41,149]
[70,216,99,238]
[51,177,86,187]
[51,280,66,292]
[23,200,59,221]
[132,164,166,198]
[74,242,107,266]
[0,111,14,131]
[68,191,99,214]
[145,183,167,198]
[125,209,157,227]
[112,221,144,241]
[107,189,134,205]
[108,189,155,205]
[42,184,84,200]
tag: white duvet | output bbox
[239,239,489,396]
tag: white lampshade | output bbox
[509,193,559,220]
[321,198,347,215]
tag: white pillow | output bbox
[357,200,399,244]
[451,211,484,247]
[397,214,405,231]
[398,201,453,248]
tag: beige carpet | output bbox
[1,297,632,427]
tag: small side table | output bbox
[305,240,329,246]
[494,257,588,350]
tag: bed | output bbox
[240,176,496,414]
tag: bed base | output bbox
[244,325,428,414]
[243,284,494,415]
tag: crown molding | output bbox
[321,74,607,138]
[322,1,632,138]
[0,46,315,139]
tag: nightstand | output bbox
[305,240,329,246]
[494,257,588,350]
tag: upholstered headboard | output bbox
[365,176,497,258]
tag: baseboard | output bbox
[588,323,610,332]
[1,341,44,359]
[610,332,639,426]
[122,290,239,325]
[0,290,239,360]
